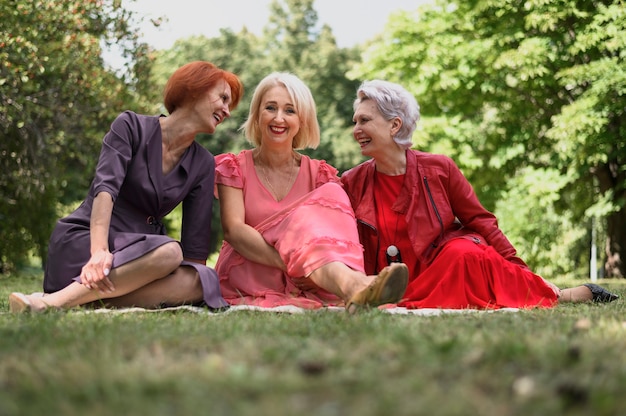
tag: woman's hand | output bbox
[543,278,561,297]
[80,249,115,293]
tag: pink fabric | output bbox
[399,239,558,309]
[214,150,365,309]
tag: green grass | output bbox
[1,270,625,416]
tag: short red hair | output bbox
[163,61,243,114]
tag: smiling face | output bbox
[197,80,232,134]
[258,85,301,147]
[352,99,399,158]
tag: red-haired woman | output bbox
[9,61,243,313]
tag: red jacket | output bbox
[341,150,528,275]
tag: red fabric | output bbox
[342,150,530,276]
[342,149,558,310]
[399,239,557,309]
[374,173,419,280]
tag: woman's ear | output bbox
[391,117,403,135]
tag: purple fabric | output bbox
[44,111,227,309]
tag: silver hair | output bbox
[354,80,420,149]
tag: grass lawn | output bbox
[1,268,625,416]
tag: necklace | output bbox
[259,155,296,201]
[379,201,402,264]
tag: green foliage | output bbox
[0,0,153,271]
[8,0,622,278]
[495,167,586,278]
[1,0,364,267]
[351,0,626,276]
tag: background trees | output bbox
[2,0,624,280]
[151,0,363,170]
[0,0,153,272]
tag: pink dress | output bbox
[214,150,366,309]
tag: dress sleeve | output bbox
[315,160,342,188]
[214,153,244,197]
[181,151,215,261]
[91,111,137,201]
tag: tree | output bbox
[351,0,626,277]
[152,0,363,172]
[0,0,152,271]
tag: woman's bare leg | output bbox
[559,286,594,303]
[100,266,203,308]
[24,242,183,311]
[307,261,372,300]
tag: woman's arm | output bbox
[218,184,286,271]
[447,160,526,266]
[80,191,115,292]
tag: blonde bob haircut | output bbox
[242,72,320,150]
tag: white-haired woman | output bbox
[341,79,618,309]
[214,73,408,311]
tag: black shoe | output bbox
[583,283,619,303]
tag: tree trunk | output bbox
[604,207,625,278]
[594,160,626,278]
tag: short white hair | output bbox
[354,80,420,149]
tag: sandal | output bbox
[9,292,52,313]
[9,292,33,313]
[346,262,409,313]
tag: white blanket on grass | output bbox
[85,304,520,315]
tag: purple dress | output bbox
[43,111,227,309]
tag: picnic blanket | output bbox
[83,304,520,315]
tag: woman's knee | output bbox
[155,242,184,266]
[443,238,484,257]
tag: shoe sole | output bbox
[379,263,409,304]
[346,263,409,313]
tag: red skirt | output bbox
[399,239,558,309]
